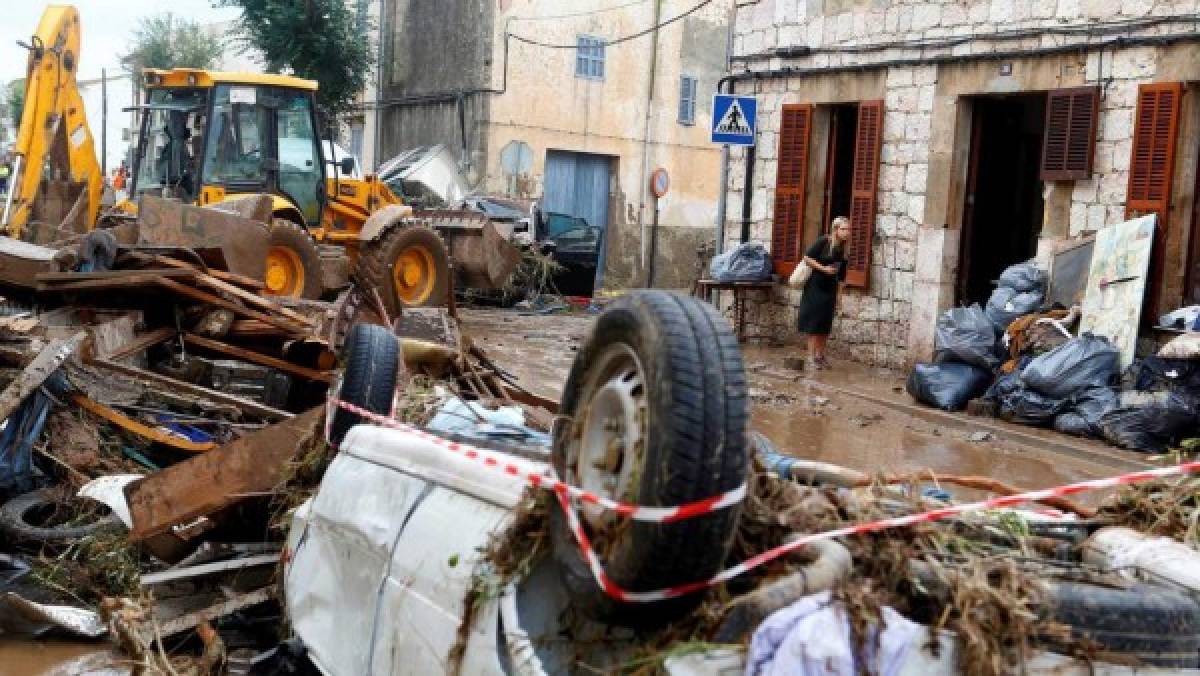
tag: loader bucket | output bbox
[415,211,522,291]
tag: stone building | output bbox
[376,0,734,291]
[725,0,1200,368]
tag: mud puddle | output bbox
[0,638,126,675]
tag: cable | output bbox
[508,0,653,22]
[509,0,713,49]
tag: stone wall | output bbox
[724,0,1200,368]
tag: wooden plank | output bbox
[0,333,85,423]
[122,251,266,291]
[36,269,194,283]
[158,587,274,637]
[182,333,331,383]
[104,327,177,361]
[37,273,183,293]
[141,554,279,586]
[91,357,291,421]
[125,408,319,541]
[154,277,310,336]
[185,271,314,327]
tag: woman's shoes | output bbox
[813,355,831,370]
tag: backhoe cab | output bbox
[130,68,449,307]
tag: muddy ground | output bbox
[462,307,1137,498]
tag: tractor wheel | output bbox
[265,219,323,299]
[357,224,450,315]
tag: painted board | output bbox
[1078,214,1156,368]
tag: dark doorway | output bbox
[958,94,1047,304]
[821,103,859,236]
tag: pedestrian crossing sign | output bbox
[711,94,757,146]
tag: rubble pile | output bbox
[0,222,556,672]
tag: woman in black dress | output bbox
[796,216,850,369]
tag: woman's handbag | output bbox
[788,260,812,288]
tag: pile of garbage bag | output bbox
[709,241,773,282]
[909,260,1200,454]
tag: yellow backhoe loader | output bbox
[3,5,517,313]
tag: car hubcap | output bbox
[572,343,646,531]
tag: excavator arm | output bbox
[1,5,103,240]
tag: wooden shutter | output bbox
[772,104,813,276]
[1126,82,1182,318]
[845,100,883,289]
[1040,86,1100,181]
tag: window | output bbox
[575,36,606,80]
[679,76,698,125]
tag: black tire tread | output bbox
[330,323,401,445]
[0,488,121,543]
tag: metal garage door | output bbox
[543,150,612,287]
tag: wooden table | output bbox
[693,279,776,342]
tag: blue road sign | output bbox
[711,94,757,146]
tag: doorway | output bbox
[542,150,613,296]
[957,94,1047,304]
[820,103,859,236]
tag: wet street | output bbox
[461,306,1146,499]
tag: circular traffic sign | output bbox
[650,168,670,199]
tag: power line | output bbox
[508,0,713,49]
[507,0,653,23]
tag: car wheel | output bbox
[549,291,748,626]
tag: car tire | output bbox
[1042,581,1200,668]
[329,323,402,446]
[265,219,324,299]
[0,488,122,544]
[357,224,450,315]
[548,291,748,626]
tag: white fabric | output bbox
[745,590,922,676]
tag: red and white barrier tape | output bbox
[331,400,746,522]
[333,399,1200,603]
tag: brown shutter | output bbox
[1040,86,1100,181]
[772,104,813,276]
[845,100,883,289]
[1126,82,1182,318]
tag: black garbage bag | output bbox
[934,304,999,370]
[1129,356,1200,392]
[709,242,772,282]
[983,366,1025,402]
[906,362,993,412]
[986,287,1044,333]
[998,386,1066,426]
[997,261,1047,293]
[1021,333,1120,400]
[1099,393,1200,453]
[1054,413,1091,436]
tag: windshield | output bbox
[203,85,270,186]
[132,89,207,199]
